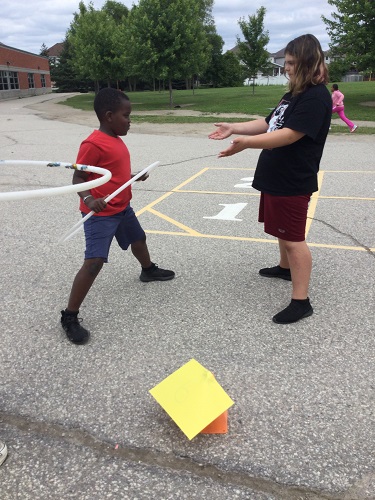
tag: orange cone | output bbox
[200,410,228,434]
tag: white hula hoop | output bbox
[0,160,112,202]
[59,161,160,244]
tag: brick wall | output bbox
[0,44,52,100]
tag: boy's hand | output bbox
[85,196,107,213]
[132,172,149,182]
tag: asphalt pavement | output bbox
[0,94,374,500]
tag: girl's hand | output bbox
[208,122,233,140]
[218,137,249,158]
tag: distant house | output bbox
[0,42,52,100]
[47,42,64,66]
[229,45,362,85]
[228,46,287,86]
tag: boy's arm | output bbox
[218,127,305,158]
[73,170,107,213]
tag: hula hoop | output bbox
[59,161,160,243]
[0,160,112,202]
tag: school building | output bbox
[0,42,52,100]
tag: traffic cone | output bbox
[200,410,228,434]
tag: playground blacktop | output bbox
[0,93,374,499]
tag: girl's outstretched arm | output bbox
[209,118,269,140]
[218,128,305,157]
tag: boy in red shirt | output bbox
[61,88,174,344]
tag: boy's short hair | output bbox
[94,88,130,121]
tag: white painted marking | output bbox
[203,203,248,221]
[234,177,254,189]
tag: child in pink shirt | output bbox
[331,84,358,132]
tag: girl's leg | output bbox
[278,239,312,299]
[337,108,354,129]
[278,239,289,268]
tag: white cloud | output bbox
[0,0,334,55]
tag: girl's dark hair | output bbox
[332,84,339,90]
[285,34,328,95]
[94,88,129,121]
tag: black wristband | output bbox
[83,195,93,203]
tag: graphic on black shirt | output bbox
[267,99,290,132]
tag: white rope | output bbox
[59,161,160,243]
[0,160,112,201]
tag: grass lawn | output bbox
[60,81,375,133]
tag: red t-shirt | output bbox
[77,130,132,216]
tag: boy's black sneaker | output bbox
[140,263,175,282]
[259,265,291,281]
[61,310,90,344]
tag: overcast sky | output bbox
[0,0,334,56]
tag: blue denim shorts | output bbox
[83,205,145,262]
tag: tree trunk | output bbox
[168,79,173,108]
[94,80,100,95]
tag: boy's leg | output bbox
[130,237,175,282]
[61,257,104,344]
[67,258,104,312]
[115,206,175,282]
[130,237,152,268]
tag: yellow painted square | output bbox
[149,359,234,440]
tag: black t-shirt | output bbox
[252,84,332,196]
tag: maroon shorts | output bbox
[258,193,311,242]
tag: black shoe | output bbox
[140,263,175,282]
[259,265,291,281]
[272,299,313,324]
[61,310,90,344]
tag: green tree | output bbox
[219,51,244,87]
[126,0,211,106]
[327,60,351,82]
[39,43,49,57]
[50,39,92,92]
[68,1,129,93]
[200,29,224,87]
[236,6,270,94]
[322,0,375,73]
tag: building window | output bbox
[28,73,35,88]
[41,74,46,87]
[0,71,20,90]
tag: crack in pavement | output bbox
[307,217,374,257]
[0,411,358,500]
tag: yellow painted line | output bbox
[171,168,209,191]
[145,229,373,252]
[306,171,324,236]
[208,167,256,171]
[145,230,277,244]
[323,170,375,173]
[318,195,375,201]
[147,207,201,235]
[175,189,260,197]
[135,191,175,216]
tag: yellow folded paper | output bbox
[149,359,234,440]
